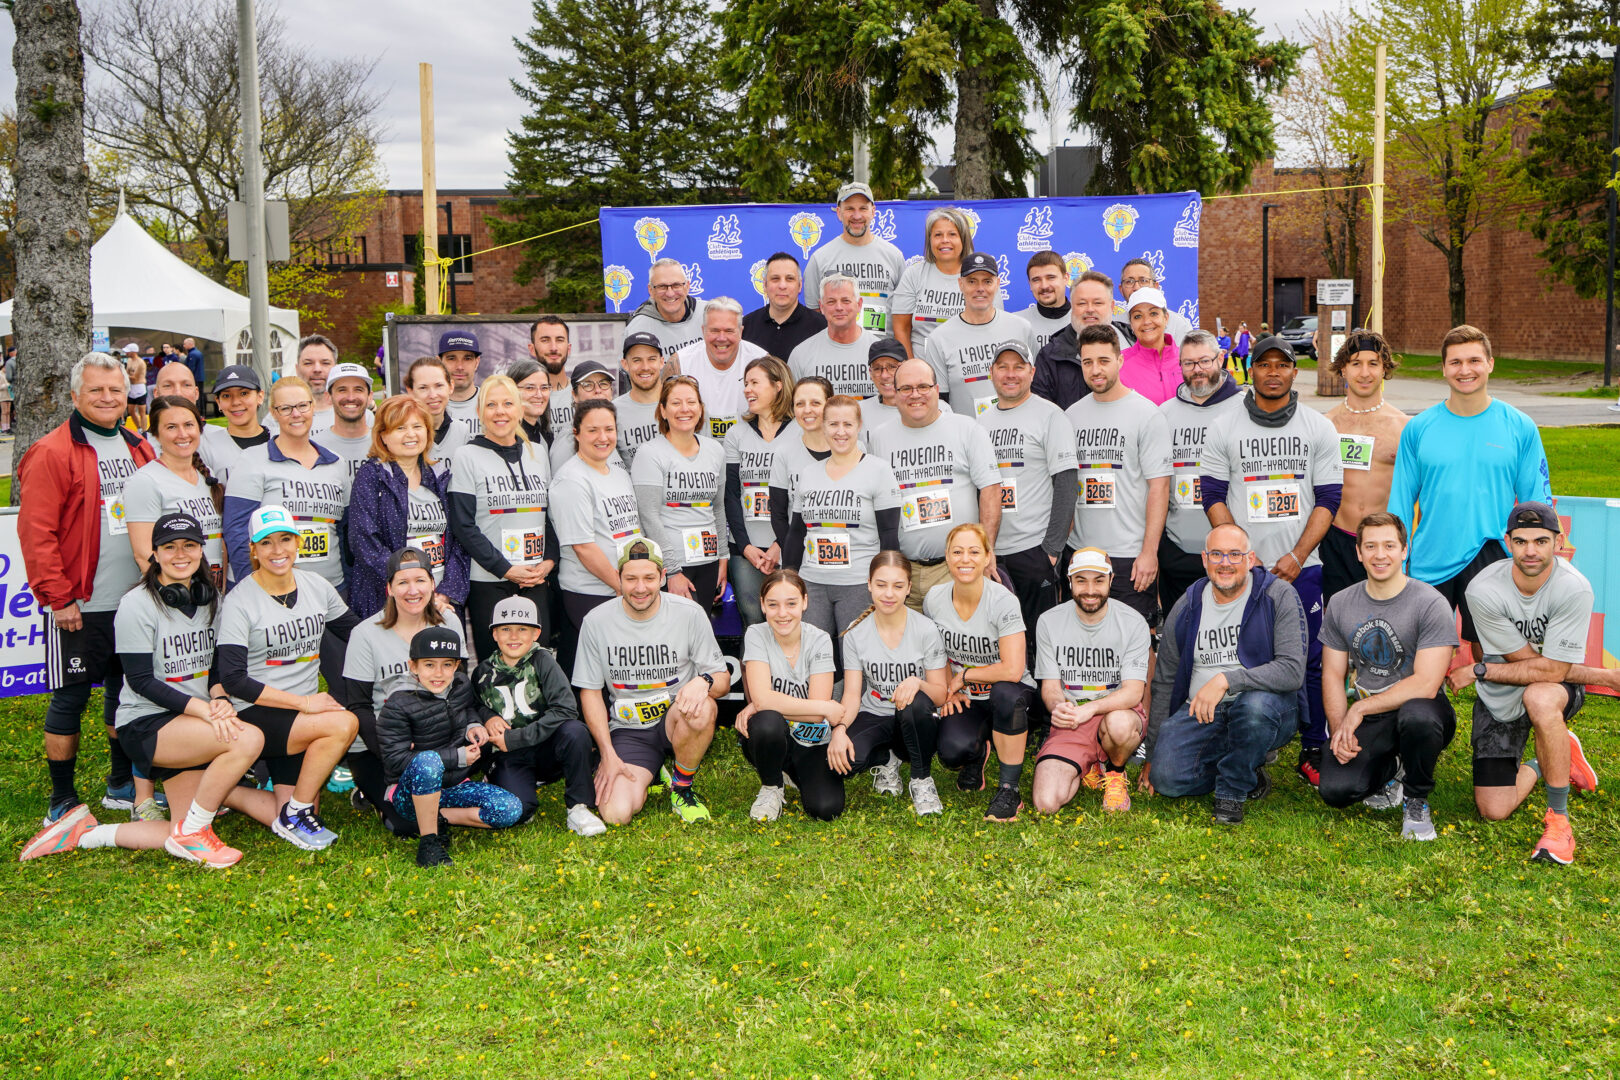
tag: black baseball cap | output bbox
[622,330,662,356]
[152,512,206,547]
[387,547,435,581]
[869,338,907,364]
[1506,501,1560,536]
[410,626,464,660]
[212,365,262,393]
[960,251,998,277]
[1249,335,1296,365]
[437,330,481,356]
[571,360,616,389]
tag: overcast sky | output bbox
[0,0,1335,190]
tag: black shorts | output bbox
[610,722,674,776]
[45,608,119,691]
[238,704,301,758]
[1471,682,1585,787]
[1108,556,1160,628]
[118,711,194,783]
[1432,540,1507,643]
[1156,535,1205,616]
[1318,526,1366,603]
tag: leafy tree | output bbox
[495,0,737,311]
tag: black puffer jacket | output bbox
[377,671,495,786]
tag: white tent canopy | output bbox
[0,208,300,372]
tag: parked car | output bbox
[1277,315,1318,358]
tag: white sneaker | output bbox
[871,751,903,797]
[909,776,943,816]
[1361,764,1405,811]
[749,784,785,822]
[566,805,607,837]
[783,773,799,793]
[1401,799,1437,841]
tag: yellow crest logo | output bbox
[1062,251,1093,287]
[749,259,768,298]
[603,265,634,312]
[787,212,824,258]
[633,216,669,262]
[959,207,982,237]
[1102,204,1139,252]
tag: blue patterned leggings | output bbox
[392,751,524,828]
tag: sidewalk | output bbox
[1293,369,1619,426]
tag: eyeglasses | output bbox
[651,282,688,293]
[1203,549,1251,564]
[869,363,900,375]
[1121,277,1155,288]
[272,401,315,416]
[894,382,936,396]
[1181,355,1221,369]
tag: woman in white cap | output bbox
[20,513,272,867]
[723,355,797,628]
[1120,287,1181,405]
[215,504,361,851]
[404,355,468,478]
[631,374,728,612]
[889,206,976,357]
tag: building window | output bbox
[404,234,472,279]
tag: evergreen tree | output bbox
[495,0,736,310]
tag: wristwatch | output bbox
[698,672,715,690]
[1473,662,1487,680]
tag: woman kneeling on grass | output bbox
[22,514,266,866]
[735,570,843,822]
[378,625,523,868]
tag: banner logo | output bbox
[707,214,743,261]
[1063,251,1093,287]
[1173,199,1200,248]
[1102,203,1139,252]
[1139,248,1167,284]
[788,212,824,258]
[603,265,634,312]
[1178,298,1199,326]
[996,254,1012,301]
[749,259,768,298]
[872,208,898,242]
[904,253,925,269]
[959,207,982,237]
[1015,205,1055,252]
[634,216,669,262]
[684,262,705,297]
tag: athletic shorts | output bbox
[1035,703,1147,774]
[117,711,191,783]
[1431,540,1507,643]
[610,722,674,776]
[1318,526,1366,603]
[1471,682,1585,788]
[1108,557,1160,628]
[238,704,300,759]
[45,608,118,690]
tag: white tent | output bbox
[0,208,300,372]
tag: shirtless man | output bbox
[1322,330,1408,603]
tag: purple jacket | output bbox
[346,457,469,617]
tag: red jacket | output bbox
[18,413,156,611]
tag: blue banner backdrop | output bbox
[599,193,1203,323]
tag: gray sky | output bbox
[0,0,1333,190]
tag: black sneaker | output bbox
[984,783,1023,823]
[416,832,452,868]
[437,814,453,849]
[1249,766,1272,802]
[957,743,988,792]
[1212,797,1246,824]
[1296,746,1322,788]
[349,787,373,814]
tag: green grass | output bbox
[1,688,1616,1079]
[1552,386,1620,400]
[1393,353,1604,383]
[1542,426,1620,497]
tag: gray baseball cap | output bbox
[836,182,875,204]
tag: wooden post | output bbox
[1369,42,1386,335]
[420,62,440,317]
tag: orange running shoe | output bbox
[1102,771,1132,813]
[1082,764,1106,790]
[19,804,97,862]
[1530,810,1575,866]
[165,826,243,869]
[1567,731,1598,794]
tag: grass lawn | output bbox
[1393,353,1604,384]
[0,685,1616,1079]
[1542,427,1620,498]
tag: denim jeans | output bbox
[1150,690,1298,801]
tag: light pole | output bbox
[1261,203,1282,332]
[235,0,271,385]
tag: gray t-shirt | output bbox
[217,569,348,710]
[199,425,266,489]
[1158,387,1246,554]
[922,310,1036,417]
[1017,304,1071,350]
[450,439,552,583]
[573,593,726,730]
[341,609,467,752]
[1201,398,1344,568]
[430,417,470,480]
[1064,390,1173,558]
[1035,600,1152,702]
[891,261,978,352]
[978,394,1078,555]
[550,456,642,596]
[548,383,575,436]
[630,434,727,571]
[793,454,901,587]
[768,433,832,513]
[742,622,837,745]
[868,411,1001,561]
[1467,557,1595,724]
[1322,578,1458,698]
[84,430,144,613]
[226,443,352,591]
[922,580,1035,698]
[1188,576,1253,699]
[842,610,947,717]
[445,395,482,441]
[803,234,907,334]
[625,300,708,356]
[861,399,900,439]
[724,419,797,551]
[405,482,450,585]
[316,427,373,482]
[113,587,216,727]
[122,461,225,587]
[788,329,880,399]
[613,393,662,470]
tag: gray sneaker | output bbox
[871,751,903,797]
[909,776,944,816]
[1362,763,1406,811]
[1401,799,1437,841]
[749,784,786,822]
[131,797,167,822]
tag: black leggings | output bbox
[891,696,942,779]
[559,589,615,675]
[467,579,551,664]
[671,560,720,614]
[738,710,855,822]
[1319,692,1456,807]
[485,718,597,822]
[937,682,1036,770]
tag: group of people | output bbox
[13,183,1611,871]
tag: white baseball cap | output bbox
[249,505,299,543]
[1066,547,1111,577]
[327,362,373,390]
[1127,287,1168,313]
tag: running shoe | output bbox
[41,796,82,829]
[101,781,135,812]
[1212,797,1245,825]
[1361,776,1404,811]
[350,787,373,815]
[956,743,988,792]
[909,776,943,816]
[19,804,96,861]
[670,783,712,823]
[132,797,167,822]
[1132,742,1148,762]
[1295,747,1322,789]
[1081,763,1106,791]
[1401,799,1437,842]
[1249,766,1273,802]
[416,832,453,868]
[566,805,607,836]
[1102,771,1131,813]
[164,826,243,868]
[870,751,903,797]
[1568,731,1599,794]
[749,784,785,822]
[1530,810,1575,865]
[649,766,671,796]
[984,783,1022,823]
[271,805,339,851]
[325,765,355,795]
[782,772,799,793]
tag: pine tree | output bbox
[494,0,737,310]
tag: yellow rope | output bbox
[425,216,597,313]
[1203,182,1382,201]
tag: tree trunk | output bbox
[10,0,91,503]
[950,0,998,200]
[1446,243,1467,328]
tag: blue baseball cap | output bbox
[437,330,481,356]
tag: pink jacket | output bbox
[1119,340,1181,405]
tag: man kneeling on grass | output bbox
[1147,523,1308,824]
[573,538,731,825]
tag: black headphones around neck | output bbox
[158,575,216,610]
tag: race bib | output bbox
[412,532,447,569]
[901,492,953,532]
[299,525,331,561]
[1339,434,1374,472]
[860,307,888,333]
[743,483,771,521]
[973,395,998,416]
[105,500,129,536]
[789,719,831,746]
[999,477,1017,514]
[501,526,547,566]
[1082,471,1116,508]
[681,526,720,564]
[708,415,737,440]
[614,693,670,727]
[1172,472,1201,510]
[1247,482,1301,523]
[808,530,851,567]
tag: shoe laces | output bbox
[673,785,701,807]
